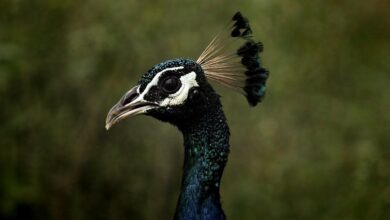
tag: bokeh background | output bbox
[1,0,389,219]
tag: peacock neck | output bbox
[174,104,230,220]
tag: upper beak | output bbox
[105,85,157,130]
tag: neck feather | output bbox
[174,104,229,220]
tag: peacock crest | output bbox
[197,12,269,106]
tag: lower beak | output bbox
[105,85,157,130]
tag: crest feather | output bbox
[197,12,269,106]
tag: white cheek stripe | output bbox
[160,71,199,106]
[131,66,184,104]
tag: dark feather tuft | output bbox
[231,12,268,106]
[232,12,244,21]
[231,12,252,38]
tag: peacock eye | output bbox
[160,76,181,94]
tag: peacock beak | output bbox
[105,85,158,130]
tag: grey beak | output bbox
[105,85,157,130]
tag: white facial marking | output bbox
[160,71,199,106]
[129,66,184,105]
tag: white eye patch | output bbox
[129,66,199,107]
[141,66,184,98]
[160,71,199,106]
[130,66,185,105]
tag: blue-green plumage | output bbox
[175,100,229,220]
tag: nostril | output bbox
[122,93,139,106]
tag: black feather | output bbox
[232,12,244,21]
[230,28,241,37]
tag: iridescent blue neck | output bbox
[174,105,229,220]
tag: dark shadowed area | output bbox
[1,0,389,219]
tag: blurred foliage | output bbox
[0,0,389,219]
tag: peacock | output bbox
[105,12,269,220]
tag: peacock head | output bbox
[105,12,269,130]
[105,59,217,129]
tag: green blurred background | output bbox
[1,0,389,219]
